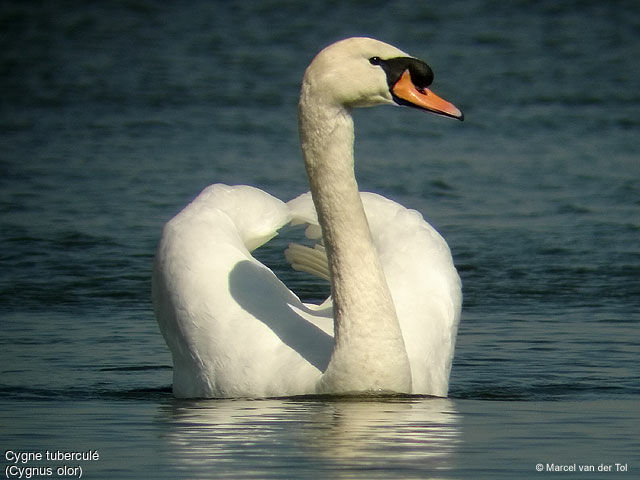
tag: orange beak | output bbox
[392,70,463,121]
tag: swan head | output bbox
[301,37,463,120]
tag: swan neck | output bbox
[298,92,412,394]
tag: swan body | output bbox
[153,37,463,398]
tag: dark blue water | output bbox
[1,1,639,478]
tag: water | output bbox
[1,0,639,478]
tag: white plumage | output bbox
[153,37,463,398]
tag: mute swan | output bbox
[153,37,463,398]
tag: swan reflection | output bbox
[158,396,460,479]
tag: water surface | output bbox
[1,1,639,478]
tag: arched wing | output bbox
[153,184,331,398]
[287,191,461,396]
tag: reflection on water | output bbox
[158,397,460,479]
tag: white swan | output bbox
[152,37,463,398]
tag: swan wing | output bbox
[152,184,331,398]
[287,191,461,396]
[360,193,461,396]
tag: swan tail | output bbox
[284,243,330,281]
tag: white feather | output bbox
[153,38,462,398]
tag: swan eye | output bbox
[369,56,382,65]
